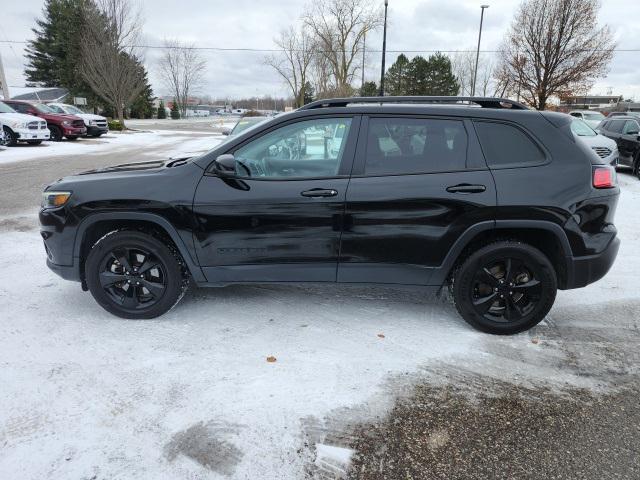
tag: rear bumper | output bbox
[46,258,81,282]
[564,236,620,289]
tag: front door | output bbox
[620,119,640,167]
[193,115,359,283]
[338,115,497,285]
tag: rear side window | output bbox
[364,118,467,175]
[474,121,545,168]
[608,120,625,133]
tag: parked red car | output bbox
[3,100,86,141]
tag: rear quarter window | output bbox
[473,121,546,168]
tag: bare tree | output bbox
[303,0,383,97]
[158,40,206,117]
[265,27,315,108]
[453,51,499,97]
[497,0,615,110]
[80,0,146,127]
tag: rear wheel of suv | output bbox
[452,241,557,334]
[85,230,189,319]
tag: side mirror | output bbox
[213,154,237,176]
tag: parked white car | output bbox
[0,100,50,146]
[47,103,109,137]
[569,110,606,130]
[571,118,618,166]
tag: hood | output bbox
[77,113,106,122]
[0,111,42,126]
[79,159,168,175]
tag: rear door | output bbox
[338,115,496,285]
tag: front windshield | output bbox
[0,101,17,113]
[33,103,55,113]
[583,112,605,120]
[48,105,65,114]
[63,104,84,114]
[571,119,597,137]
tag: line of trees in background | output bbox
[267,0,615,110]
[25,0,154,127]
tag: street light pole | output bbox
[379,0,389,97]
[471,4,489,97]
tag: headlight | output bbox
[42,191,72,209]
[62,120,70,126]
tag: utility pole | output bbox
[471,5,489,97]
[378,0,389,97]
[0,52,10,100]
[361,31,366,90]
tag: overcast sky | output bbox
[1,0,640,101]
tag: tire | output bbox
[49,125,63,142]
[66,136,79,141]
[85,230,189,319]
[27,140,43,145]
[2,126,18,146]
[452,241,557,335]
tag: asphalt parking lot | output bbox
[0,131,638,479]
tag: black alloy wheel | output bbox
[85,231,189,319]
[98,246,167,311]
[453,241,557,334]
[49,125,62,142]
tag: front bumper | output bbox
[62,126,87,136]
[564,236,620,289]
[46,258,81,282]
[86,125,109,136]
[14,127,50,141]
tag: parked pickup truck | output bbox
[3,99,86,141]
[0,100,51,145]
[47,103,109,137]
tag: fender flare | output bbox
[73,212,206,283]
[430,219,573,285]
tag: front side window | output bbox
[623,120,640,135]
[364,118,467,175]
[0,102,16,113]
[474,121,545,168]
[233,117,352,178]
[608,120,626,133]
[8,103,28,114]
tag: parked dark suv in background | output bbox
[3,99,87,141]
[39,96,620,334]
[597,115,640,178]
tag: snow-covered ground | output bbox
[0,173,638,479]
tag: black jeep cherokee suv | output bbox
[39,96,620,334]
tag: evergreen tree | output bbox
[170,100,181,119]
[301,81,315,105]
[359,81,378,96]
[385,54,411,95]
[407,55,430,95]
[25,0,93,98]
[129,68,154,119]
[157,100,167,119]
[425,52,459,96]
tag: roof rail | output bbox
[299,96,529,111]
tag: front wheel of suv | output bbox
[452,241,557,334]
[85,230,189,319]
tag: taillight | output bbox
[593,166,616,189]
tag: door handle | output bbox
[446,184,486,194]
[301,188,338,198]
